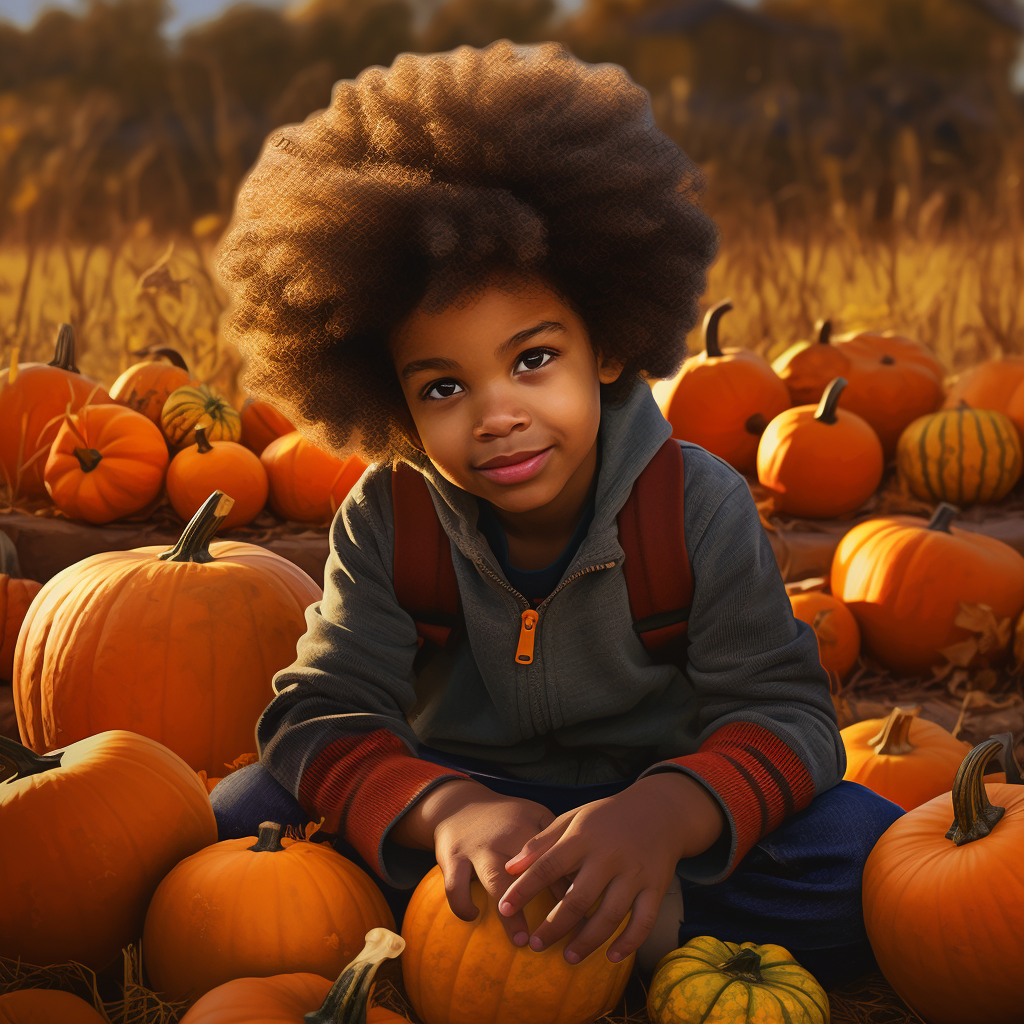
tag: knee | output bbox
[209,760,309,841]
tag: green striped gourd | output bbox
[896,403,1022,505]
[161,383,242,450]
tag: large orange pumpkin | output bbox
[261,432,360,524]
[830,502,1024,676]
[12,491,322,775]
[789,590,860,679]
[657,300,792,475]
[109,347,194,425]
[862,736,1024,1024]
[143,822,396,1005]
[401,864,634,1024]
[0,324,111,500]
[1,574,41,681]
[0,729,217,971]
[943,354,1024,444]
[0,988,109,1024]
[239,397,295,457]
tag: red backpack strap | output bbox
[617,438,693,663]
[391,463,461,649]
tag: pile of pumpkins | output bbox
[0,324,366,529]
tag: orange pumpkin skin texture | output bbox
[330,454,369,515]
[239,397,295,456]
[1,574,42,680]
[0,324,111,500]
[143,823,396,1005]
[12,493,322,774]
[660,302,792,475]
[757,378,884,518]
[0,729,217,972]
[771,320,849,406]
[0,988,109,1024]
[943,355,1024,444]
[830,504,1024,676]
[401,864,634,1024]
[862,739,1024,1024]
[42,404,170,524]
[260,432,351,524]
[109,348,193,424]
[167,426,269,530]
[789,591,860,679]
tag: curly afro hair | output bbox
[214,38,719,465]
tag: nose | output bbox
[472,383,532,440]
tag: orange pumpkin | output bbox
[401,864,634,1024]
[0,988,109,1024]
[239,397,295,457]
[862,736,1024,1024]
[12,491,322,775]
[167,425,269,530]
[830,503,1024,676]
[657,300,792,475]
[109,347,193,424]
[789,590,860,679]
[943,354,1024,444]
[770,320,847,405]
[143,822,396,1005]
[330,453,368,514]
[0,729,217,971]
[178,929,409,1024]
[1,574,42,681]
[261,432,355,524]
[757,377,884,518]
[42,404,169,524]
[0,324,111,500]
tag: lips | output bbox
[475,447,551,470]
[473,446,554,485]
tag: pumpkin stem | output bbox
[868,706,921,756]
[702,299,734,359]
[73,447,103,472]
[158,491,235,564]
[927,502,959,533]
[194,425,213,454]
[304,928,406,1024]
[744,412,768,436]
[945,737,1012,845]
[957,398,971,410]
[248,821,286,852]
[138,346,190,373]
[880,354,896,365]
[814,377,847,424]
[715,947,763,983]
[47,323,80,374]
[0,735,64,779]
[815,319,832,345]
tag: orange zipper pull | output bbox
[516,609,539,664]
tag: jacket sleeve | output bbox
[636,452,846,885]
[254,466,472,889]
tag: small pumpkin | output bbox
[789,590,860,679]
[943,354,1024,444]
[0,729,217,972]
[0,988,109,1024]
[757,377,884,518]
[42,404,170,524]
[1,574,42,681]
[897,402,1022,505]
[330,453,368,515]
[770,319,847,406]
[178,928,409,1024]
[657,300,792,475]
[401,863,633,1024]
[167,424,269,530]
[261,432,359,524]
[862,736,1024,1024]
[143,821,396,1005]
[646,935,828,1024]
[239,397,296,457]
[109,347,193,424]
[161,383,242,450]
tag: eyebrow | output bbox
[399,320,566,382]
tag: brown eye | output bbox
[424,380,463,400]
[516,349,553,373]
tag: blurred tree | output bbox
[415,0,560,52]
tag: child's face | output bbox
[390,271,622,513]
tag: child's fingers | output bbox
[505,816,570,873]
[437,853,479,923]
[525,863,609,953]
[567,882,660,966]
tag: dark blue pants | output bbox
[210,746,903,991]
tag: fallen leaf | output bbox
[953,602,1012,656]
[939,636,980,669]
[223,751,259,772]
[785,577,828,596]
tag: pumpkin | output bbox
[401,863,633,1024]
[0,324,111,500]
[330,454,368,515]
[770,319,847,406]
[789,590,860,679]
[943,354,1024,444]
[757,377,884,518]
[261,432,359,524]
[896,403,1022,505]
[657,300,792,475]
[167,425,269,530]
[42,404,170,524]
[12,491,322,775]
[862,736,1024,1024]
[161,383,242,449]
[0,729,217,971]
[646,935,828,1024]
[830,502,1024,676]
[239,397,295,457]
[0,988,109,1024]
[1,574,42,681]
[178,928,409,1024]
[143,821,396,1005]
[109,347,193,424]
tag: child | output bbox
[211,39,903,989]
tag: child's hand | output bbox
[497,773,725,966]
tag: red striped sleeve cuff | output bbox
[298,728,472,876]
[640,721,815,878]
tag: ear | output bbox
[597,352,624,385]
